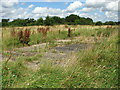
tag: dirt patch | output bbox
[16,43,46,52]
[2,36,95,69]
[55,43,89,52]
[40,43,92,63]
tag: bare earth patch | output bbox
[2,36,98,69]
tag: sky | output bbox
[0,0,119,22]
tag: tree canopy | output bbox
[95,21,103,25]
[1,14,119,27]
[36,18,44,26]
[104,21,116,25]
[44,16,55,26]
[65,14,80,25]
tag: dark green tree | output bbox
[65,14,80,25]
[44,16,55,26]
[11,19,27,26]
[61,18,66,24]
[36,17,44,26]
[25,18,36,26]
[52,16,63,25]
[104,21,116,25]
[95,21,103,25]
[86,18,94,25]
[75,19,81,25]
[2,19,10,26]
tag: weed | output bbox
[68,28,71,37]
[65,25,68,28]
[18,28,31,46]
[18,30,24,44]
[24,28,31,46]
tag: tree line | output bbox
[1,14,119,27]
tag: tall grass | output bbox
[60,31,118,88]
[2,25,118,88]
[2,25,113,50]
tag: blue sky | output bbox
[19,2,69,9]
[0,0,119,22]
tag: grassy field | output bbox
[1,25,119,88]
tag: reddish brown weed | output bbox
[18,28,31,46]
[68,28,71,37]
[65,25,68,28]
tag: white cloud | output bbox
[105,11,118,21]
[101,1,119,12]
[32,7,47,14]
[85,0,119,12]
[10,1,82,19]
[27,1,83,20]
[105,11,118,18]
[32,7,62,16]
[0,0,19,19]
[1,0,18,8]
[1,5,35,20]
[106,1,118,11]
[81,7,96,12]
[28,4,34,8]
[67,1,82,10]
[85,0,106,8]
[79,13,89,17]
[63,1,83,13]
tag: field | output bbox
[1,25,119,88]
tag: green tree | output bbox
[86,18,94,25]
[11,19,27,26]
[75,19,81,25]
[79,17,88,25]
[95,21,103,25]
[26,18,36,26]
[36,17,44,26]
[52,16,63,25]
[75,17,93,25]
[65,14,80,25]
[2,19,10,26]
[44,16,55,26]
[104,21,116,25]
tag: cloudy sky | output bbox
[0,0,119,22]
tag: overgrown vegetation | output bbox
[2,25,118,88]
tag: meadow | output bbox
[1,25,119,88]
